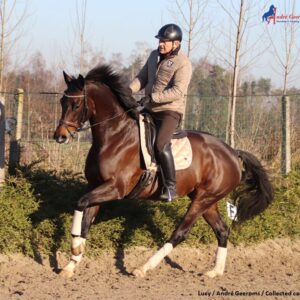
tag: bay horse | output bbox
[54,65,273,279]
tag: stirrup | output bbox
[160,187,178,202]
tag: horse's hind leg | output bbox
[133,193,207,277]
[60,206,99,278]
[203,203,229,278]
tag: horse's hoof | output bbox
[59,269,74,279]
[132,268,146,278]
[204,269,222,278]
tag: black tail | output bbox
[234,150,274,223]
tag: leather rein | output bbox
[59,86,136,136]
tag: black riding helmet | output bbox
[155,24,182,42]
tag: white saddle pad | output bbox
[139,115,192,171]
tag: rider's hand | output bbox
[138,95,152,106]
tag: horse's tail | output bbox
[234,150,274,223]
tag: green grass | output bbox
[0,165,299,258]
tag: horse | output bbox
[262,5,276,23]
[54,64,273,279]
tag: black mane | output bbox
[85,64,139,120]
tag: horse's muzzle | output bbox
[56,135,69,144]
[54,126,71,144]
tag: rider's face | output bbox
[158,40,175,54]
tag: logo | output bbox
[262,5,277,24]
[262,4,300,25]
[167,60,174,67]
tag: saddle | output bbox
[125,112,192,200]
[139,112,192,171]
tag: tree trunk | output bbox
[281,95,291,174]
[229,0,244,148]
[0,96,5,186]
[0,0,7,91]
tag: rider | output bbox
[129,24,192,201]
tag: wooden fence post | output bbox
[281,95,291,174]
[0,95,5,186]
[9,88,24,174]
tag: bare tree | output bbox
[76,0,87,73]
[0,0,28,91]
[213,0,271,147]
[266,0,300,94]
[68,0,89,153]
[228,0,244,148]
[265,0,300,174]
[171,0,209,58]
[68,0,89,74]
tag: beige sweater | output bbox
[130,49,192,115]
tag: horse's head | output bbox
[54,71,89,144]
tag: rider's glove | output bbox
[138,95,152,106]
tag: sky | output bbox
[9,0,300,89]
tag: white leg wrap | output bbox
[214,247,227,274]
[71,210,83,236]
[205,247,227,278]
[142,243,173,273]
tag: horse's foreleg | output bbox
[60,180,120,278]
[203,204,229,278]
[71,206,100,255]
[60,206,99,278]
[133,199,204,278]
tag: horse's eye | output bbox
[72,102,80,111]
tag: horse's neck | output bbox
[89,84,122,121]
[89,84,137,146]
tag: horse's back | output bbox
[181,130,242,193]
[186,130,236,156]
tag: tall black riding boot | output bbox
[158,143,178,201]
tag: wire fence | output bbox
[186,94,300,172]
[2,90,300,174]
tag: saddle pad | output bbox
[139,115,192,171]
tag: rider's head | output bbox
[155,24,182,55]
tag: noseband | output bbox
[59,86,89,135]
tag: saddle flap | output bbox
[138,114,192,171]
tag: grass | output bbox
[0,165,299,258]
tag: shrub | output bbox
[0,166,298,256]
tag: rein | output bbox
[76,108,136,132]
[59,86,137,133]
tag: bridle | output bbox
[58,85,89,137]
[58,85,137,136]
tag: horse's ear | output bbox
[77,74,85,89]
[63,71,72,85]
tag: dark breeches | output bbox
[151,110,181,154]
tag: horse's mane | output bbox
[85,64,139,120]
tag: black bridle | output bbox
[58,85,137,136]
[58,85,89,136]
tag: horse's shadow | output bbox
[24,167,187,275]
[24,167,86,271]
[94,199,187,275]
